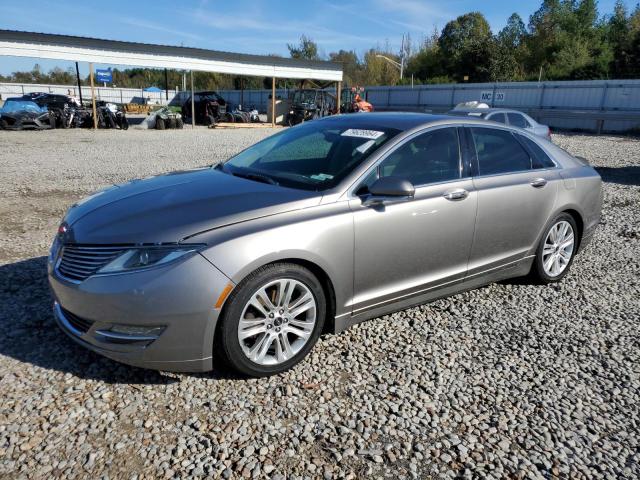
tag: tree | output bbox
[406,28,449,83]
[362,48,401,85]
[438,12,493,81]
[287,35,320,60]
[328,50,364,85]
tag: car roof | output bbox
[317,112,458,131]
[449,107,528,115]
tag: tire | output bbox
[224,112,235,123]
[168,117,177,129]
[120,116,129,130]
[531,213,578,284]
[216,263,326,377]
[176,117,184,129]
[155,117,166,130]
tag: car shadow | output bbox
[595,166,640,186]
[0,256,242,384]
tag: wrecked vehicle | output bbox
[181,91,231,126]
[0,98,55,130]
[139,107,184,130]
[94,102,129,130]
[154,107,184,130]
[286,89,335,126]
[26,92,82,128]
[340,86,374,113]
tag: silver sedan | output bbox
[48,113,602,377]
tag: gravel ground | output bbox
[0,128,638,479]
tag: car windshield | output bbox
[221,120,401,191]
[291,91,317,104]
[1,100,46,114]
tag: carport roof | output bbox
[0,29,343,81]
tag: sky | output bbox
[0,0,634,75]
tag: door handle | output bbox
[443,188,468,201]
[530,178,547,188]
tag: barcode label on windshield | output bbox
[341,129,384,139]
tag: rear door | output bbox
[465,126,559,276]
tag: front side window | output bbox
[507,113,530,128]
[223,121,400,190]
[470,127,532,176]
[373,127,462,186]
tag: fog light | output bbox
[109,324,165,337]
[95,324,166,344]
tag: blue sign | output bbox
[95,69,112,83]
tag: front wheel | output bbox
[531,213,578,283]
[216,263,326,377]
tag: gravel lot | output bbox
[0,128,638,479]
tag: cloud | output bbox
[373,0,452,27]
[119,18,206,43]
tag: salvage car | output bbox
[48,113,602,377]
[0,98,54,130]
[449,105,552,140]
[181,91,231,125]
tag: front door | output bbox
[349,127,478,315]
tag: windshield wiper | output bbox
[231,171,279,186]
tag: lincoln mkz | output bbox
[49,113,602,377]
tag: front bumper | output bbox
[48,253,232,372]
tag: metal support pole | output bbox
[271,76,276,127]
[164,68,169,102]
[190,70,195,128]
[89,62,97,129]
[336,81,342,114]
[75,61,83,104]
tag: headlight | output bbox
[97,245,203,274]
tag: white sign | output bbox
[341,129,384,139]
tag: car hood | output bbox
[62,167,321,244]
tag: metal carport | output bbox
[0,29,343,127]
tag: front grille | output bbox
[57,245,126,282]
[61,307,94,333]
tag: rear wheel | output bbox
[176,117,184,129]
[155,117,166,130]
[216,263,326,377]
[531,213,578,283]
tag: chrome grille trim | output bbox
[56,245,128,282]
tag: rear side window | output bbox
[518,135,556,169]
[470,128,531,175]
[487,113,507,124]
[507,113,530,128]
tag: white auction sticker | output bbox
[341,128,384,139]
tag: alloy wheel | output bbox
[542,220,575,277]
[238,279,317,365]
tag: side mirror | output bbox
[362,176,415,206]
